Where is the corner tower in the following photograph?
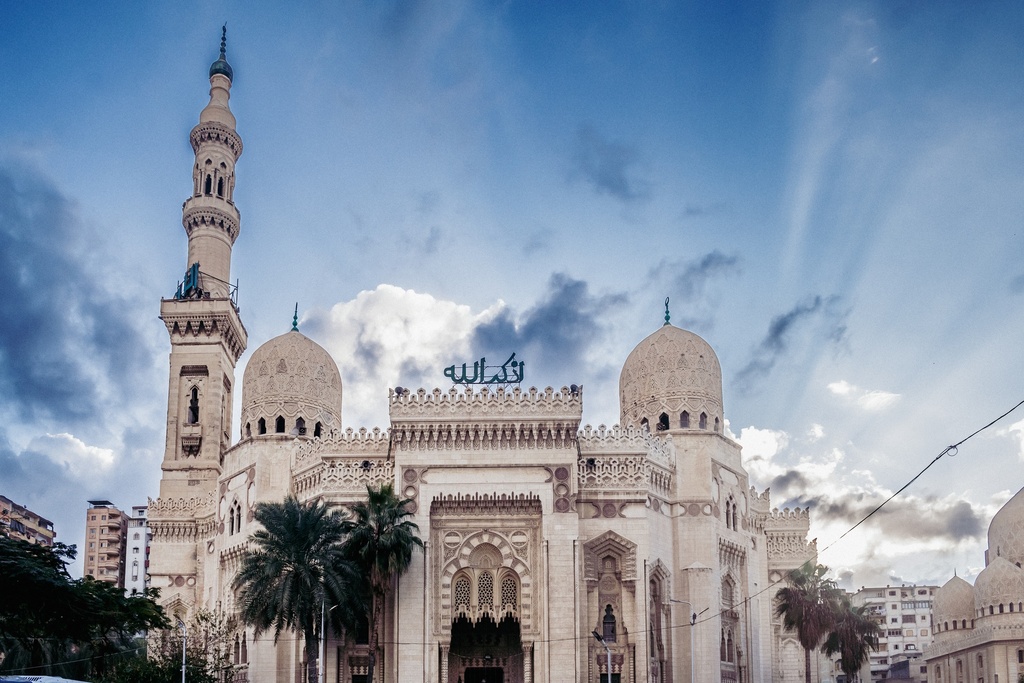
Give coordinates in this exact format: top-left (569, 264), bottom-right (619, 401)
top-left (157, 28), bottom-right (247, 494)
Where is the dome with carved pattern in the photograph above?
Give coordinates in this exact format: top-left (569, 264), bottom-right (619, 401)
top-left (240, 330), bottom-right (342, 439)
top-left (619, 324), bottom-right (723, 432)
top-left (932, 575), bottom-right (975, 633)
top-left (988, 487), bottom-right (1024, 568)
top-left (974, 557), bottom-right (1024, 615)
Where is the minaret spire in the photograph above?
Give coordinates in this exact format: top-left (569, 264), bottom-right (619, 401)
top-left (663, 297), bottom-right (671, 326)
top-left (292, 304), bottom-right (299, 331)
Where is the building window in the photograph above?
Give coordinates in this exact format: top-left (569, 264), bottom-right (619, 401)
top-left (296, 417), bottom-right (306, 435)
top-left (699, 412), bottom-right (707, 429)
top-left (680, 411), bottom-right (690, 428)
top-left (258, 418), bottom-right (266, 435)
top-left (602, 604), bottom-right (617, 642)
top-left (657, 413), bottom-right (669, 431)
top-left (275, 416), bottom-right (285, 433)
top-left (187, 386), bottom-right (200, 424)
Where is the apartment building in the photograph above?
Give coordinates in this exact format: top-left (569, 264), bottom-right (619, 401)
top-left (83, 500), bottom-right (127, 587)
top-left (852, 584), bottom-right (939, 683)
top-left (124, 505), bottom-right (151, 595)
top-left (0, 494), bottom-right (56, 546)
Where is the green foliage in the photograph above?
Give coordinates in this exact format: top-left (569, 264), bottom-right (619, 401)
top-left (98, 610), bottom-right (235, 683)
top-left (0, 535), bottom-right (168, 678)
top-left (775, 563), bottom-right (879, 683)
top-left (342, 483), bottom-right (423, 683)
top-left (232, 495), bottom-right (354, 683)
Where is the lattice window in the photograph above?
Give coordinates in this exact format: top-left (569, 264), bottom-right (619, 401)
top-left (501, 576), bottom-right (518, 610)
top-left (478, 572), bottom-right (494, 608)
top-left (454, 577), bottom-right (471, 609)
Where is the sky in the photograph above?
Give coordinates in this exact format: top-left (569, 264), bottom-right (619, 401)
top-left (1, 1), bottom-right (1023, 589)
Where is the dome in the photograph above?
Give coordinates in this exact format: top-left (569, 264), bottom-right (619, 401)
top-left (209, 57), bottom-right (233, 81)
top-left (988, 486), bottom-right (1024, 567)
top-left (240, 330), bottom-right (342, 439)
top-left (619, 324), bottom-right (723, 432)
top-left (974, 557), bottom-right (1024, 615)
top-left (932, 575), bottom-right (975, 631)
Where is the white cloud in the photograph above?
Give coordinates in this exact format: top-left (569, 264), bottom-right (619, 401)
top-left (807, 423), bottom-right (825, 441)
top-left (1004, 418), bottom-right (1024, 461)
top-left (828, 380), bottom-right (900, 411)
top-left (28, 432), bottom-right (116, 481)
top-left (306, 284), bottom-right (505, 427)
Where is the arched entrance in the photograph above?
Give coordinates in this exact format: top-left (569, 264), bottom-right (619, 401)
top-left (450, 615), bottom-right (522, 683)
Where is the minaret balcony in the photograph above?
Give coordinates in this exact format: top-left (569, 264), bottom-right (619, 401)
top-left (181, 423), bottom-right (203, 458)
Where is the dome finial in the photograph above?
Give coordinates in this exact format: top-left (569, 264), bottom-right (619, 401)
top-left (209, 24), bottom-right (234, 81)
top-left (292, 303), bottom-right (299, 331)
top-left (663, 297), bottom-right (671, 326)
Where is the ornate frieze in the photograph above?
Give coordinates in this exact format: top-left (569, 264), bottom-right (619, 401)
top-left (578, 455), bottom-right (647, 492)
top-left (389, 386), bottom-right (582, 423)
top-left (292, 456), bottom-right (393, 497)
top-left (190, 121), bottom-right (243, 158)
top-left (149, 492), bottom-right (216, 519)
top-left (583, 530), bottom-right (638, 585)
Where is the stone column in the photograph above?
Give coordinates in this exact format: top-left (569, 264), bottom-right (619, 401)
top-left (523, 642), bottom-right (533, 683)
top-left (440, 645), bottom-right (449, 683)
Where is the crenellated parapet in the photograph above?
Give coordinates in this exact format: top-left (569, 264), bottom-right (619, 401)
top-left (295, 427), bottom-right (390, 469)
top-left (293, 456), bottom-right (394, 498)
top-left (149, 492), bottom-right (216, 519)
top-left (389, 386), bottom-right (583, 422)
top-left (577, 454), bottom-right (648, 492)
top-left (430, 492), bottom-right (543, 517)
top-left (763, 507), bottom-right (815, 563)
top-left (160, 302), bottom-right (247, 362)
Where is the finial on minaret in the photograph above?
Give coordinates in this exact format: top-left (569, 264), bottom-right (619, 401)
top-left (292, 303), bottom-right (299, 332)
top-left (663, 297), bottom-right (671, 326)
top-left (209, 24), bottom-right (234, 81)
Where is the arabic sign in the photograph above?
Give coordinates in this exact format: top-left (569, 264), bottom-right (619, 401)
top-left (444, 353), bottom-right (524, 385)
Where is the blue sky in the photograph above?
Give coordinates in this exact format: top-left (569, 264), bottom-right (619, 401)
top-left (2, 1), bottom-right (1023, 588)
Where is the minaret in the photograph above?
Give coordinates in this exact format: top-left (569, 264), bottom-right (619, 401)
top-left (157, 27), bottom-right (247, 490)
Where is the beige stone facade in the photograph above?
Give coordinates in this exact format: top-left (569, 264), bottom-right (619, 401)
top-left (924, 488), bottom-right (1024, 683)
top-left (148, 41), bottom-right (820, 683)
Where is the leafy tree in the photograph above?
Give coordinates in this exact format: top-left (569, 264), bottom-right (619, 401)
top-left (823, 595), bottom-right (879, 683)
top-left (0, 535), bottom-right (168, 678)
top-left (774, 563), bottom-right (841, 683)
top-left (342, 483), bottom-right (423, 683)
top-left (98, 609), bottom-right (235, 683)
top-left (232, 495), bottom-right (353, 683)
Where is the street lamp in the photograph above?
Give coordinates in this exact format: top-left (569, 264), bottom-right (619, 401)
top-left (320, 602), bottom-right (338, 683)
top-left (176, 618), bottom-right (187, 683)
top-left (592, 630), bottom-right (612, 683)
top-left (669, 599), bottom-right (704, 683)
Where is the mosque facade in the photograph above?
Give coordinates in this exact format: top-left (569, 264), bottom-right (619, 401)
top-left (147, 39), bottom-right (820, 683)
top-left (925, 487), bottom-right (1024, 683)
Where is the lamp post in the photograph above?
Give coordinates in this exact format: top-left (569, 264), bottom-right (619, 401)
top-left (176, 618), bottom-right (187, 683)
top-left (320, 602), bottom-right (338, 683)
top-left (592, 630), bottom-right (612, 683)
top-left (669, 599), bottom-right (703, 683)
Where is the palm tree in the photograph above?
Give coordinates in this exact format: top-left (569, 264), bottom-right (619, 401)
top-left (343, 483), bottom-right (423, 683)
top-left (823, 596), bottom-right (878, 683)
top-left (774, 563), bottom-right (841, 683)
top-left (232, 495), bottom-right (353, 683)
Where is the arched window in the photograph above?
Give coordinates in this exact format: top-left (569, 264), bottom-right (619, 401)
top-left (275, 416), bottom-right (285, 433)
top-left (658, 413), bottom-right (670, 431)
top-left (131, 560), bottom-right (139, 581)
top-left (699, 412), bottom-right (708, 429)
top-left (680, 411), bottom-right (690, 428)
top-left (314, 422), bottom-right (322, 438)
top-left (240, 633), bottom-right (247, 663)
top-left (478, 572), bottom-right (494, 608)
top-left (1000, 604), bottom-right (1005, 613)
top-left (295, 417), bottom-right (306, 435)
top-left (720, 630), bottom-right (728, 661)
top-left (454, 577), bottom-right (471, 611)
top-left (229, 501), bottom-right (242, 535)
top-left (187, 387), bottom-right (200, 424)
top-left (204, 175), bottom-right (212, 195)
top-left (258, 418), bottom-right (266, 435)
top-left (727, 630), bottom-right (734, 662)
top-left (245, 423), bottom-right (251, 438)
top-left (500, 576), bottom-right (518, 612)
top-left (640, 417), bottom-right (649, 431)
top-left (233, 636), bottom-right (240, 664)
top-left (217, 177), bottom-right (224, 197)
top-left (602, 604), bottom-right (617, 642)
top-left (714, 417), bottom-right (720, 432)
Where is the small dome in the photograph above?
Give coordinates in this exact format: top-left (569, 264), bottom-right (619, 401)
top-left (241, 330), bottom-right (342, 438)
top-left (974, 557), bottom-right (1024, 615)
top-left (988, 486), bottom-right (1024, 567)
top-left (619, 324), bottom-right (723, 431)
top-left (210, 57), bottom-right (233, 81)
top-left (932, 575), bottom-right (975, 630)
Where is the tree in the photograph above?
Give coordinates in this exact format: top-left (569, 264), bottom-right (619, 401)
top-left (774, 563), bottom-right (841, 683)
top-left (232, 495), bottom-right (353, 683)
top-left (823, 595), bottom-right (879, 683)
top-left (342, 483), bottom-right (423, 683)
top-left (0, 535), bottom-right (168, 678)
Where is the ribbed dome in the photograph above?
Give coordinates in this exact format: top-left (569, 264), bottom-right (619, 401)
top-left (240, 330), bottom-right (342, 438)
top-left (933, 575), bottom-right (975, 629)
top-left (988, 487), bottom-right (1024, 567)
top-left (974, 557), bottom-right (1024, 614)
top-left (619, 324), bottom-right (723, 432)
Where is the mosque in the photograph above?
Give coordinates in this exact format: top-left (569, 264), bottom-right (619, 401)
top-left (925, 487), bottom-right (1024, 683)
top-left (147, 36), bottom-right (823, 683)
